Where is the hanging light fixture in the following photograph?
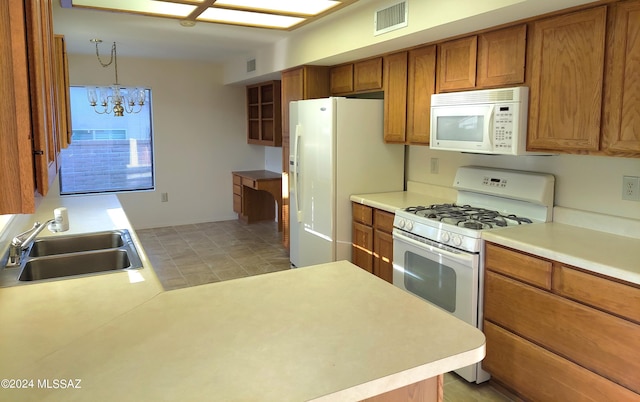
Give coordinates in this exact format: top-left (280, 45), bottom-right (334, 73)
top-left (86, 39), bottom-right (146, 117)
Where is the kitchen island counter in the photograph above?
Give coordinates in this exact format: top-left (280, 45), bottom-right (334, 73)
top-left (1, 261), bottom-right (485, 402)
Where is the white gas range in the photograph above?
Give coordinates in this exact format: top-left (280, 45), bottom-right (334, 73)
top-left (392, 166), bottom-right (555, 383)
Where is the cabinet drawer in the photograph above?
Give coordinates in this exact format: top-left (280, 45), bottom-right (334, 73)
top-left (373, 209), bottom-right (394, 233)
top-left (483, 321), bottom-right (639, 401)
top-left (233, 175), bottom-right (241, 185)
top-left (352, 203), bottom-right (373, 226)
top-left (485, 271), bottom-right (640, 394)
top-left (553, 264), bottom-right (640, 324)
top-left (241, 177), bottom-right (256, 189)
top-left (233, 184), bottom-right (242, 196)
top-left (485, 243), bottom-right (552, 289)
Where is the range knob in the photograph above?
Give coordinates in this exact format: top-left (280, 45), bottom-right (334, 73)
top-left (406, 221), bottom-right (414, 231)
top-left (440, 232), bottom-right (450, 243)
top-left (452, 235), bottom-right (463, 247)
top-left (397, 219), bottom-right (405, 229)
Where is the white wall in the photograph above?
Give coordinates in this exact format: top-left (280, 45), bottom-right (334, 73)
top-left (224, 0), bottom-right (595, 85)
top-left (407, 147), bottom-right (640, 220)
top-left (68, 55), bottom-right (268, 229)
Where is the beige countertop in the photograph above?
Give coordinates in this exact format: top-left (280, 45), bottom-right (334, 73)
top-left (482, 222), bottom-right (640, 285)
top-left (350, 191), bottom-right (453, 214)
top-left (1, 261), bottom-right (485, 402)
top-left (351, 191), bottom-right (640, 285)
top-left (0, 194), bottom-right (485, 401)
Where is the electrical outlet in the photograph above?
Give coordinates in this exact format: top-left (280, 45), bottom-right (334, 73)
top-left (161, 192), bottom-right (169, 202)
top-left (622, 176), bottom-right (640, 201)
top-left (430, 158), bottom-right (439, 174)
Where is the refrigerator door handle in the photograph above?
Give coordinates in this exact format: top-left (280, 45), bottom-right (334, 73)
top-left (293, 124), bottom-right (303, 223)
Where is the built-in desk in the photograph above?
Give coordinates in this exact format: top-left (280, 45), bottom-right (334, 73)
top-left (232, 170), bottom-right (282, 231)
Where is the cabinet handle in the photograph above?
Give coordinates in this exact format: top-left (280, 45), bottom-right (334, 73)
top-left (33, 150), bottom-right (44, 156)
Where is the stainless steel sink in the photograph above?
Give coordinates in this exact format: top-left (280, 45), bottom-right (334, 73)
top-left (28, 230), bottom-right (125, 257)
top-left (19, 249), bottom-right (135, 281)
top-left (14, 229), bottom-right (143, 283)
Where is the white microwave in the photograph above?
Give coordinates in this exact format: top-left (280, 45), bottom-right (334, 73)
top-left (430, 86), bottom-right (531, 155)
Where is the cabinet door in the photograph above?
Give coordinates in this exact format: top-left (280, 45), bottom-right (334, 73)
top-left (373, 229), bottom-right (393, 283)
top-left (352, 221), bottom-right (374, 273)
top-left (602, 0), bottom-right (640, 154)
top-left (54, 35), bottom-right (71, 150)
top-left (0, 0), bottom-right (36, 214)
top-left (354, 57), bottom-right (383, 92)
top-left (437, 36), bottom-right (477, 92)
top-left (330, 64), bottom-right (354, 94)
top-left (373, 209), bottom-right (394, 283)
top-left (406, 45), bottom-right (436, 145)
top-left (527, 7), bottom-right (606, 151)
top-left (26, 0), bottom-right (59, 197)
top-left (476, 24), bottom-right (526, 88)
top-left (383, 51), bottom-right (408, 143)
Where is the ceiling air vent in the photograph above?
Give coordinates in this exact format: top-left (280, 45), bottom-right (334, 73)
top-left (246, 58), bottom-right (256, 73)
top-left (374, 1), bottom-right (408, 36)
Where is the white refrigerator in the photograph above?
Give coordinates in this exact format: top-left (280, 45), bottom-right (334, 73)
top-left (289, 97), bottom-right (405, 268)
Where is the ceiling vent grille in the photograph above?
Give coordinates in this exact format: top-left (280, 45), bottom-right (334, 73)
top-left (374, 1), bottom-right (408, 36)
top-left (246, 59), bottom-right (256, 73)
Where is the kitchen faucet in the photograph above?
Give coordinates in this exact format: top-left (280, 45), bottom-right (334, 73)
top-left (5, 208), bottom-right (69, 267)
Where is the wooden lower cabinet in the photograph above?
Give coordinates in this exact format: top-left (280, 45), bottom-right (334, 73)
top-left (483, 243), bottom-right (640, 400)
top-left (363, 375), bottom-right (442, 402)
top-left (483, 322), bottom-right (638, 401)
top-left (352, 220), bottom-right (374, 273)
top-left (352, 202), bottom-right (395, 283)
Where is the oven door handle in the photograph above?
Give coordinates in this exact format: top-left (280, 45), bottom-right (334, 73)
top-left (393, 229), bottom-right (475, 264)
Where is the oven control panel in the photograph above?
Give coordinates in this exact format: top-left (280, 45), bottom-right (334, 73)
top-left (483, 176), bottom-right (507, 188)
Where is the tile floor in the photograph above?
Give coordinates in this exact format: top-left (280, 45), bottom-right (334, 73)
top-left (136, 220), bottom-right (290, 290)
top-left (138, 219), bottom-right (513, 401)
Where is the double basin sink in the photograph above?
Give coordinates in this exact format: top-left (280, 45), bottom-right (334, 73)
top-left (16, 229), bottom-right (143, 283)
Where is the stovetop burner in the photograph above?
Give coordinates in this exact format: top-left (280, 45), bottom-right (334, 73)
top-left (405, 203), bottom-right (533, 230)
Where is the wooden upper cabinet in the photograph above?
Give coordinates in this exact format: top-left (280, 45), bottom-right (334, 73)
top-left (383, 51), bottom-right (408, 143)
top-left (407, 45), bottom-right (436, 145)
top-left (0, 0), bottom-right (36, 214)
top-left (331, 58), bottom-right (383, 95)
top-left (527, 7), bottom-right (607, 152)
top-left (354, 57), bottom-right (383, 92)
top-left (54, 34), bottom-right (71, 150)
top-left (477, 24), bottom-right (526, 88)
top-left (602, 0), bottom-right (640, 155)
top-left (330, 64), bottom-right (354, 94)
top-left (27, 0), bottom-right (59, 197)
top-left (437, 36), bottom-right (477, 92)
top-left (246, 80), bottom-right (282, 146)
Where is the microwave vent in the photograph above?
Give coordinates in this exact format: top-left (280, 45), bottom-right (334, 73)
top-left (431, 87), bottom-right (528, 106)
top-left (374, 1), bottom-right (407, 36)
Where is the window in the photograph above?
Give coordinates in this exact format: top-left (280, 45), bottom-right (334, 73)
top-left (59, 86), bottom-right (155, 195)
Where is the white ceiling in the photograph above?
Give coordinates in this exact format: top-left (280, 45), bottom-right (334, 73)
top-left (52, 0), bottom-right (298, 63)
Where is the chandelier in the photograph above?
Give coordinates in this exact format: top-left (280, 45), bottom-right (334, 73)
top-left (87, 39), bottom-right (146, 117)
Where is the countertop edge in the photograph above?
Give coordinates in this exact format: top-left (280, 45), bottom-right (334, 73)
top-left (482, 225), bottom-right (640, 285)
top-left (312, 345), bottom-right (486, 401)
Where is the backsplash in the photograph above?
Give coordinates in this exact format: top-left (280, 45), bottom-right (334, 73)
top-left (407, 147), bottom-right (640, 221)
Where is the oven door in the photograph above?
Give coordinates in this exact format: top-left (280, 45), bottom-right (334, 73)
top-left (392, 229), bottom-right (488, 383)
top-left (392, 229), bottom-right (479, 328)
